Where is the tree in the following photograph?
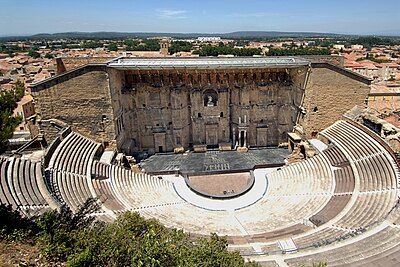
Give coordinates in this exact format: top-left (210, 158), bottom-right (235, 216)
top-left (28, 49), bottom-right (40, 58)
top-left (13, 80), bottom-right (25, 99)
top-left (169, 41), bottom-right (192, 54)
top-left (108, 43), bottom-right (118, 51)
top-left (124, 38), bottom-right (161, 51)
top-left (0, 81), bottom-right (25, 152)
top-left (36, 198), bottom-right (101, 261)
top-left (0, 203), bottom-right (36, 241)
top-left (66, 212), bottom-right (259, 267)
top-left (195, 44), bottom-right (262, 57)
top-left (0, 197), bottom-right (260, 266)
top-left (80, 41), bottom-right (103, 49)
top-left (0, 43), bottom-right (27, 57)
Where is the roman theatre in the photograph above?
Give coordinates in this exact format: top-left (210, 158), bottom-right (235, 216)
top-left (2, 56), bottom-right (400, 266)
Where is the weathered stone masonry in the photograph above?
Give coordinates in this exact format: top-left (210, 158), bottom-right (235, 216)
top-left (30, 57), bottom-right (371, 154)
top-left (298, 62), bottom-right (371, 138)
top-left (31, 64), bottom-right (116, 144)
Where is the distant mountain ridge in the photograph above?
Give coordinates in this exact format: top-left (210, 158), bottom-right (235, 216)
top-left (1, 30), bottom-right (399, 41)
top-left (1, 31), bottom-right (349, 41)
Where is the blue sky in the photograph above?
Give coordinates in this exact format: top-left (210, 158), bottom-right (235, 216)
top-left (1, 0), bottom-right (399, 36)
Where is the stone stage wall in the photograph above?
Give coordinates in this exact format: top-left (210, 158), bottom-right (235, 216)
top-left (108, 66), bottom-right (307, 154)
top-left (30, 57), bottom-right (371, 154)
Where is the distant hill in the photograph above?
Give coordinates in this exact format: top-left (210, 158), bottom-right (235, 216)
top-left (1, 31), bottom-right (399, 41)
top-left (222, 31), bottom-right (345, 38)
top-left (1, 31), bottom-right (348, 41)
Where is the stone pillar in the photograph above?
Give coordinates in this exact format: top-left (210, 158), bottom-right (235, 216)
top-left (237, 129), bottom-right (248, 153)
top-left (244, 130), bottom-right (247, 147)
top-left (232, 126), bottom-right (236, 146)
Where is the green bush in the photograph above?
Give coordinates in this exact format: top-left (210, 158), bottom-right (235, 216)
top-left (0, 204), bottom-right (36, 241)
top-left (0, 81), bottom-right (25, 152)
top-left (28, 49), bottom-right (40, 58)
top-left (1, 198), bottom-right (259, 266)
top-left (65, 212), bottom-right (258, 267)
top-left (169, 41), bottom-right (192, 54)
top-left (125, 38), bottom-right (160, 51)
top-left (36, 198), bottom-right (100, 261)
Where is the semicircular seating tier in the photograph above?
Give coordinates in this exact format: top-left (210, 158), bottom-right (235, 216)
top-left (1, 119), bottom-right (400, 267)
top-left (277, 120), bottom-right (400, 266)
top-left (0, 156), bottom-right (57, 216)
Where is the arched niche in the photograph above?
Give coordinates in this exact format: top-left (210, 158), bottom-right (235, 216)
top-left (203, 89), bottom-right (218, 107)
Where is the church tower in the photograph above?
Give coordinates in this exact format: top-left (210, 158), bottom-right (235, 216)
top-left (159, 39), bottom-right (170, 56)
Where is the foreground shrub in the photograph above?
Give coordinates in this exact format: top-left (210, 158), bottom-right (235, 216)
top-left (1, 199), bottom-right (259, 266)
top-left (0, 204), bottom-right (36, 241)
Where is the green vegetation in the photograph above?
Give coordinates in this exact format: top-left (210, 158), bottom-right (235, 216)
top-left (125, 38), bottom-right (160, 51)
top-left (0, 203), bottom-right (36, 241)
top-left (80, 41), bottom-right (103, 49)
top-left (44, 53), bottom-right (54, 59)
top-left (308, 39), bottom-right (334, 47)
top-left (0, 43), bottom-right (27, 57)
top-left (267, 47), bottom-right (331, 56)
top-left (108, 43), bottom-right (119, 51)
top-left (234, 40), bottom-right (250, 47)
top-left (0, 199), bottom-right (259, 266)
top-left (193, 44), bottom-right (262, 56)
top-left (28, 48), bottom-right (40, 58)
top-left (356, 53), bottom-right (392, 63)
top-left (350, 36), bottom-right (400, 48)
top-left (0, 80), bottom-right (25, 152)
top-left (124, 39), bottom-right (140, 47)
top-left (169, 40), bottom-right (192, 54)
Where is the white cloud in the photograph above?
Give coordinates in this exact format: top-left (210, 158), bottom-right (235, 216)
top-left (232, 12), bottom-right (281, 18)
top-left (156, 9), bottom-right (188, 19)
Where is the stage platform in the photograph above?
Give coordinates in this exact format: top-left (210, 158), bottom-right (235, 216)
top-left (140, 148), bottom-right (289, 175)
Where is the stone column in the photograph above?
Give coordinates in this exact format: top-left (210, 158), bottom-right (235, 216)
top-left (244, 130), bottom-right (247, 147)
top-left (232, 127), bottom-right (236, 146)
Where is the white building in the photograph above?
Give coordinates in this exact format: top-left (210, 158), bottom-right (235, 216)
top-left (197, 37), bottom-right (221, 42)
top-left (333, 44), bottom-right (345, 50)
top-left (351, 44), bottom-right (364, 50)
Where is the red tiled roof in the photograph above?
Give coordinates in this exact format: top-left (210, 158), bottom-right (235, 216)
top-left (344, 60), bottom-right (363, 68)
top-left (384, 115), bottom-right (400, 128)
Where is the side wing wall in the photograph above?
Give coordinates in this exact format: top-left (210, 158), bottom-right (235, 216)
top-left (31, 65), bottom-right (116, 144)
